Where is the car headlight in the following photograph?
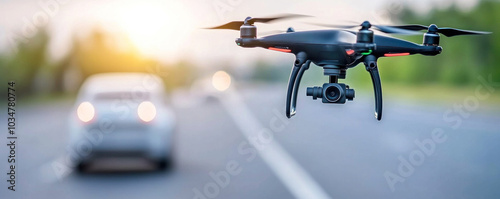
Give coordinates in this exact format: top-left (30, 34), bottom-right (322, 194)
top-left (138, 101), bottom-right (156, 122)
top-left (77, 102), bottom-right (95, 123)
top-left (212, 70), bottom-right (231, 91)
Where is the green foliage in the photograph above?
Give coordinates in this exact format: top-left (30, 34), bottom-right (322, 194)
top-left (382, 0), bottom-right (499, 86)
top-left (0, 29), bottom-right (50, 96)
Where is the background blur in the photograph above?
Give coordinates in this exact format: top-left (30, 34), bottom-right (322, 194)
top-left (1, 0), bottom-right (500, 199)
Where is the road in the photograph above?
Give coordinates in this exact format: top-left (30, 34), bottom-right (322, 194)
top-left (1, 84), bottom-right (500, 199)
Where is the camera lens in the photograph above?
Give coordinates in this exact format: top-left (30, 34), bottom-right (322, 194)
top-left (324, 84), bottom-right (343, 102)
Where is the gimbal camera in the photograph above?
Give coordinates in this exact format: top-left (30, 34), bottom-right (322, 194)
top-left (207, 15), bottom-right (490, 120)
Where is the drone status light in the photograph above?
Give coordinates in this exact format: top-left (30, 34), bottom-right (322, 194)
top-left (345, 49), bottom-right (355, 55)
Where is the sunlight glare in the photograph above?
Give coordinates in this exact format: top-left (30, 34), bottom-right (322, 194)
top-left (115, 1), bottom-right (193, 57)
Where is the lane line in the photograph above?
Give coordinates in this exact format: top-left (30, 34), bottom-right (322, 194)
top-left (218, 88), bottom-right (332, 199)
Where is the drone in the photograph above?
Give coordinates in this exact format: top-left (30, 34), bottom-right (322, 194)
top-left (207, 14), bottom-right (490, 120)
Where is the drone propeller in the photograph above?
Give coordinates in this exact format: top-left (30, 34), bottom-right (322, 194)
top-left (307, 23), bottom-right (359, 30)
top-left (205, 14), bottom-right (309, 30)
top-left (382, 24), bottom-right (491, 37)
top-left (311, 22), bottom-right (491, 37)
top-left (309, 22), bottom-right (420, 35)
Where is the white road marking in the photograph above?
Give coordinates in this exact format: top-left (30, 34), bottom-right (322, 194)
top-left (218, 87), bottom-right (332, 199)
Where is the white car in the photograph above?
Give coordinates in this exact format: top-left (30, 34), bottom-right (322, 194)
top-left (68, 73), bottom-right (176, 171)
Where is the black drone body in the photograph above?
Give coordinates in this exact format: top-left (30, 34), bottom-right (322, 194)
top-left (208, 15), bottom-right (490, 120)
top-left (237, 29), bottom-right (441, 65)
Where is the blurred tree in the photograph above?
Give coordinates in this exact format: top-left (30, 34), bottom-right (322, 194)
top-left (0, 29), bottom-right (49, 96)
top-left (159, 60), bottom-right (196, 91)
top-left (72, 29), bottom-right (150, 78)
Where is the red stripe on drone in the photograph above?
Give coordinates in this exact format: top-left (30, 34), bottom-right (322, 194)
top-left (384, 52), bottom-right (410, 57)
top-left (268, 47), bottom-right (292, 53)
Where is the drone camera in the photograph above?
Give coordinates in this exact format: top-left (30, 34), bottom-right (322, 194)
top-left (306, 83), bottom-right (355, 104)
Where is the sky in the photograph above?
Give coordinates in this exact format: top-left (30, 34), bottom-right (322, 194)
top-left (0, 0), bottom-right (482, 68)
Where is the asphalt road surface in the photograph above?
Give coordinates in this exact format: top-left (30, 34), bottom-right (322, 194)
top-left (2, 85), bottom-right (500, 199)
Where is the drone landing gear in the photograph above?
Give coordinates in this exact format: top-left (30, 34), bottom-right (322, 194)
top-left (364, 55), bottom-right (383, 120)
top-left (285, 54), bottom-right (383, 121)
top-left (286, 52), bottom-right (310, 118)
